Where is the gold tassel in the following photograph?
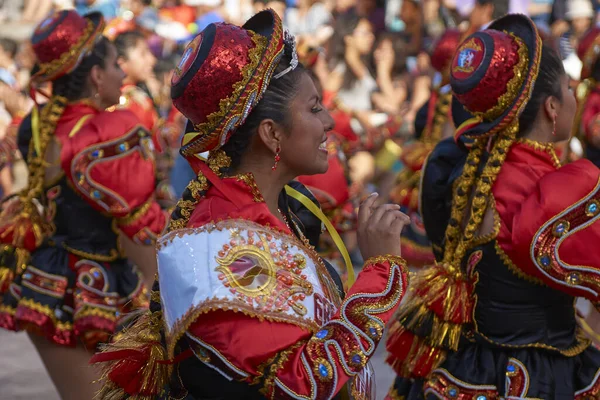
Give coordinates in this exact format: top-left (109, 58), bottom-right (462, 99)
top-left (94, 310), bottom-right (170, 400)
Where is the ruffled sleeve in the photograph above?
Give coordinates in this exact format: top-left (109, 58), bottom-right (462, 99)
top-left (505, 159), bottom-right (600, 300)
top-left (63, 110), bottom-right (167, 244)
top-left (157, 220), bottom-right (408, 399)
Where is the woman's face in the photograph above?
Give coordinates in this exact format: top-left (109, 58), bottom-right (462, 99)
top-left (96, 43), bottom-right (125, 108)
top-left (119, 38), bottom-right (156, 84)
top-left (554, 75), bottom-right (576, 142)
top-left (280, 72), bottom-right (335, 177)
top-left (352, 19), bottom-right (375, 55)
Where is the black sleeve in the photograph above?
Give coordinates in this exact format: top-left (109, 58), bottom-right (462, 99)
top-left (17, 111), bottom-right (33, 162)
top-left (420, 137), bottom-right (467, 261)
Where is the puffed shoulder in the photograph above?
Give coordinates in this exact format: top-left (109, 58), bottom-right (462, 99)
top-left (63, 109), bottom-right (157, 218)
top-left (509, 159), bottom-right (600, 299)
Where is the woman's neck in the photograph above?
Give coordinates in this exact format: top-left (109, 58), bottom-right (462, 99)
top-left (123, 76), bottom-right (138, 86)
top-left (522, 123), bottom-right (553, 144)
top-left (234, 162), bottom-right (293, 223)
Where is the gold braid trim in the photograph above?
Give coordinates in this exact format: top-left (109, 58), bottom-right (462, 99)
top-left (364, 255), bottom-right (407, 269)
top-left (422, 91), bottom-right (452, 145)
top-left (63, 243), bottom-right (119, 262)
top-left (495, 242), bottom-right (545, 285)
top-left (116, 197), bottom-right (155, 226)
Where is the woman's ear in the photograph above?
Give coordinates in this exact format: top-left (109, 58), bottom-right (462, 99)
top-left (256, 119), bottom-right (284, 154)
top-left (89, 64), bottom-right (103, 94)
top-left (543, 95), bottom-right (559, 122)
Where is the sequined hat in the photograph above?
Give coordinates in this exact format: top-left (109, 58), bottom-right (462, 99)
top-left (577, 27), bottom-right (600, 81)
top-left (31, 10), bottom-right (105, 83)
top-left (450, 14), bottom-right (542, 141)
top-left (430, 29), bottom-right (462, 74)
top-left (172, 9), bottom-right (287, 157)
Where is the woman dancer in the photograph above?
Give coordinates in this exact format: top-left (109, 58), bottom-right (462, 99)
top-left (94, 10), bottom-right (410, 400)
top-left (386, 14), bottom-right (600, 399)
top-left (0, 10), bottom-right (166, 399)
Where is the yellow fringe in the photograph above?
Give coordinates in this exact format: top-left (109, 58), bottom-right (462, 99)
top-left (95, 310), bottom-right (169, 400)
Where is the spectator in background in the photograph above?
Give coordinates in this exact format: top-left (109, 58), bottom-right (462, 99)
top-left (399, 0), bottom-right (424, 56)
top-left (356, 0), bottom-right (386, 33)
top-left (286, 0), bottom-right (333, 44)
top-left (371, 32), bottom-right (408, 115)
top-left (254, 0), bottom-right (287, 20)
top-left (556, 0), bottom-right (594, 64)
top-left (462, 0), bottom-right (508, 37)
top-left (186, 0), bottom-right (225, 31)
top-left (75, 0), bottom-right (119, 19)
top-left (0, 38), bottom-right (18, 88)
top-left (328, 13), bottom-right (377, 111)
top-left (21, 0), bottom-right (53, 23)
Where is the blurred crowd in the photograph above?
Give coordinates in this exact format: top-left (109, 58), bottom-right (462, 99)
top-left (0, 0), bottom-right (600, 268)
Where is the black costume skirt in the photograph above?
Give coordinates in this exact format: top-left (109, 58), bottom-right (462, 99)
top-left (387, 340), bottom-right (600, 399)
top-left (0, 237), bottom-right (147, 349)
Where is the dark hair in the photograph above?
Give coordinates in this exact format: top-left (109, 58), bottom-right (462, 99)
top-left (114, 30), bottom-right (145, 60)
top-left (220, 47), bottom-right (306, 173)
top-left (52, 36), bottom-right (111, 101)
top-left (518, 44), bottom-right (565, 136)
top-left (591, 55), bottom-right (600, 82)
top-left (328, 13), bottom-right (374, 90)
top-left (0, 38), bottom-right (18, 59)
top-left (372, 32), bottom-right (407, 77)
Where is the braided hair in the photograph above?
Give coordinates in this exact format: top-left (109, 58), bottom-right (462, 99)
top-left (443, 44), bottom-right (565, 269)
top-left (13, 37), bottom-right (111, 250)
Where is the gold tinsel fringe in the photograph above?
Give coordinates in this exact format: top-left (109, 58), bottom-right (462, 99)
top-left (95, 310), bottom-right (170, 400)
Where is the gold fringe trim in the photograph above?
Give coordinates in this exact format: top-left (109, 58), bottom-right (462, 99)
top-left (495, 242), bottom-right (544, 285)
top-left (95, 310), bottom-right (169, 400)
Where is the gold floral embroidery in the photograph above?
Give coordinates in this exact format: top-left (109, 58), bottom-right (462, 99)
top-left (236, 173), bottom-right (264, 202)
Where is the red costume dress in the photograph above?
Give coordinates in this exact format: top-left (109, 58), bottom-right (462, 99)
top-left (93, 10), bottom-right (409, 400)
top-left (0, 10), bottom-right (167, 348)
top-left (386, 16), bottom-right (600, 399)
top-left (118, 83), bottom-right (179, 207)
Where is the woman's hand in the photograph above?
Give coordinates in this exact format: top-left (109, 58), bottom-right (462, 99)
top-left (357, 193), bottom-right (410, 260)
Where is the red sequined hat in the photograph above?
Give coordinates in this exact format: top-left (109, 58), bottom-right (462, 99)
top-left (450, 14), bottom-right (542, 141)
top-left (430, 29), bottom-right (461, 74)
top-left (31, 10), bottom-right (105, 83)
top-left (172, 9), bottom-right (285, 156)
top-left (577, 27), bottom-right (600, 81)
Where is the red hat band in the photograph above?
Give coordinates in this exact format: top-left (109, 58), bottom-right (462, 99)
top-left (172, 10), bottom-right (285, 156)
top-left (31, 10), bottom-right (104, 83)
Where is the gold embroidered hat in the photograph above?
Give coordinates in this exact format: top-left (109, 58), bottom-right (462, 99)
top-left (31, 10), bottom-right (105, 83)
top-left (450, 14), bottom-right (542, 142)
top-left (171, 10), bottom-right (287, 157)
